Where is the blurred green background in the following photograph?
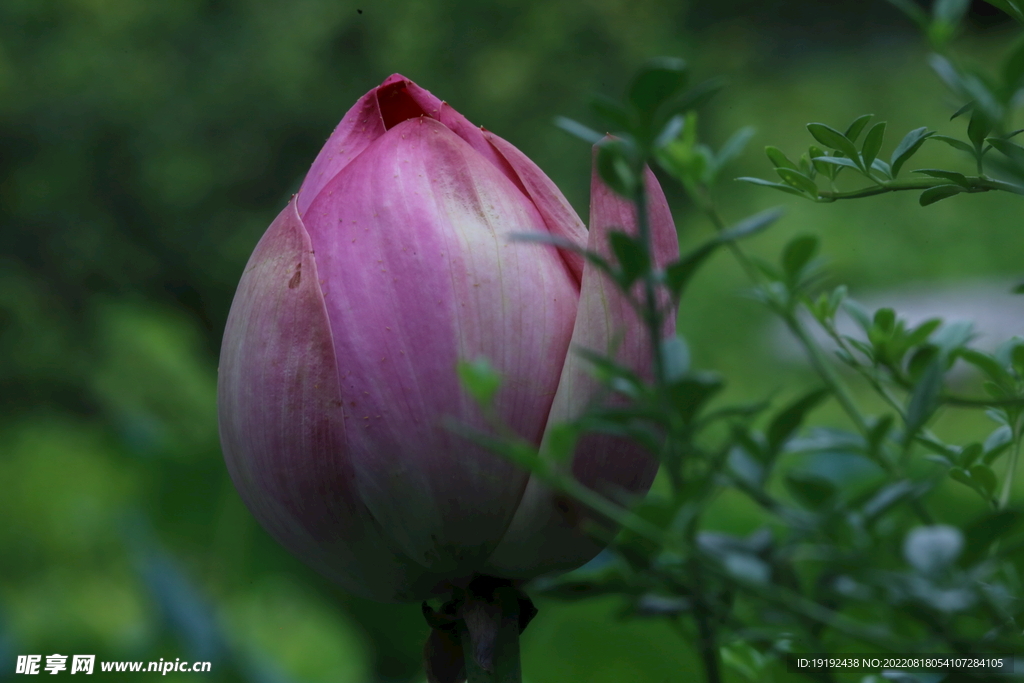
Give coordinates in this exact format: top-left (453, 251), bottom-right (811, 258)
top-left (1, 0), bottom-right (1021, 681)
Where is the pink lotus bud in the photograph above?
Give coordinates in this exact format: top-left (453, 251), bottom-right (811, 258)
top-left (217, 74), bottom-right (678, 603)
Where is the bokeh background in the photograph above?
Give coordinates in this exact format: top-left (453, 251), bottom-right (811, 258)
top-left (1, 0), bottom-right (1021, 681)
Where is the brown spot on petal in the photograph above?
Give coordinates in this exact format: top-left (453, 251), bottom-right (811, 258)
top-left (288, 263), bottom-right (302, 289)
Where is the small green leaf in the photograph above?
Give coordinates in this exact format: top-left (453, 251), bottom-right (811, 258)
top-left (968, 110), bottom-right (993, 150)
top-left (774, 168), bottom-right (818, 196)
top-left (905, 358), bottom-right (944, 435)
top-left (920, 184), bottom-right (965, 206)
top-left (890, 127), bottom-right (933, 177)
top-left (958, 348), bottom-right (1011, 385)
top-left (781, 235), bottom-right (819, 277)
top-left (983, 425), bottom-right (1014, 465)
top-left (861, 121), bottom-right (887, 168)
top-left (720, 207), bottom-right (786, 241)
top-left (785, 471), bottom-right (838, 510)
top-left (933, 0), bottom-right (971, 25)
top-left (766, 387), bottom-right (829, 454)
top-left (589, 95), bottom-right (633, 132)
top-left (628, 57), bottom-right (689, 117)
top-left (811, 156), bottom-right (861, 171)
top-left (663, 208), bottom-right (782, 299)
top-left (969, 463), bottom-right (998, 498)
top-left (958, 443), bottom-right (983, 468)
top-left (807, 123), bottom-right (861, 161)
top-left (736, 176), bottom-right (808, 198)
top-left (931, 134), bottom-right (975, 153)
top-left (871, 157), bottom-right (894, 179)
top-left (1003, 36), bottom-right (1024, 94)
top-left (555, 116), bottom-right (603, 144)
top-left (960, 509), bottom-right (1024, 566)
top-left (873, 307), bottom-right (896, 335)
top-left (660, 336), bottom-right (690, 382)
top-left (982, 0), bottom-right (1024, 24)
top-left (765, 146), bottom-right (797, 170)
top-left (608, 231), bottom-right (650, 288)
top-left (457, 358), bottom-right (502, 407)
top-left (540, 422), bottom-right (580, 463)
top-left (596, 140), bottom-right (639, 197)
top-left (987, 136), bottom-right (1024, 164)
top-left (844, 114), bottom-right (875, 143)
top-left (950, 101), bottom-right (974, 120)
top-left (913, 168), bottom-right (971, 188)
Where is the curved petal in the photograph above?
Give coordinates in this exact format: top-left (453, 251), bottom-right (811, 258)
top-left (297, 74), bottom-right (446, 216)
top-left (297, 89), bottom-right (388, 217)
top-left (483, 161), bottom-right (678, 578)
top-left (484, 132), bottom-right (588, 284)
top-left (218, 199), bottom-right (447, 602)
top-left (301, 116), bottom-right (580, 580)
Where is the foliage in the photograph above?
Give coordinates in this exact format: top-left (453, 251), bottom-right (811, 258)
top-left (460, 2), bottom-right (1024, 681)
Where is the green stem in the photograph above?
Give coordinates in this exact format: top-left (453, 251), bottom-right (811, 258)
top-left (814, 175), bottom-right (1024, 202)
top-left (633, 182), bottom-right (665, 387)
top-left (999, 417), bottom-right (1022, 508)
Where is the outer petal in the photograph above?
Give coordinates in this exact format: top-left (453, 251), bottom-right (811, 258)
top-left (301, 116), bottom-right (580, 584)
top-left (484, 132), bottom-right (588, 284)
top-left (297, 74), bottom-right (446, 216)
top-left (483, 162), bottom-right (678, 578)
top-left (217, 199), bottom-right (445, 602)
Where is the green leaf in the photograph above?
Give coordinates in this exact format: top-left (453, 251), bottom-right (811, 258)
top-left (765, 145), bottom-right (797, 170)
top-left (886, 0), bottom-right (931, 27)
top-left (774, 168), bottom-right (818, 196)
top-left (871, 157), bottom-right (894, 179)
top-left (659, 336), bottom-right (690, 381)
top-left (950, 100), bottom-right (974, 120)
top-left (905, 358), bottom-right (944, 436)
top-left (931, 134), bottom-right (975, 154)
top-left (785, 471), bottom-right (838, 510)
top-left (958, 443), bottom-right (984, 468)
top-left (767, 388), bottom-right (829, 454)
top-left (905, 318), bottom-right (942, 347)
top-left (540, 422), bottom-right (580, 463)
top-left (987, 136), bottom-right (1024, 164)
top-left (919, 184), bottom-right (965, 206)
top-left (983, 425), bottom-right (1014, 465)
top-left (811, 156), bottom-right (861, 171)
top-left (807, 123), bottom-right (861, 162)
top-left (933, 0), bottom-right (971, 24)
top-left (981, 0), bottom-right (1024, 24)
top-left (861, 121), bottom-right (886, 168)
top-left (960, 509), bottom-right (1024, 566)
top-left (735, 176), bottom-right (808, 198)
top-left (720, 207), bottom-right (786, 241)
top-left (457, 358), bottom-right (502, 407)
top-left (913, 168), bottom-right (971, 188)
top-left (590, 95), bottom-right (633, 132)
top-left (554, 116), bottom-right (603, 144)
top-left (596, 140), bottom-right (639, 197)
top-left (890, 127), bottom-right (933, 177)
top-left (873, 307), bottom-right (896, 335)
top-left (958, 348), bottom-right (1011, 385)
top-left (969, 463), bottom-right (998, 498)
top-left (711, 127), bottom-right (755, 176)
top-left (628, 57), bottom-right (689, 117)
top-left (781, 235), bottom-right (819, 277)
top-left (968, 109), bottom-right (993, 150)
top-left (844, 114), bottom-right (875, 143)
top-left (608, 231), bottom-right (650, 288)
top-left (1003, 36), bottom-right (1024, 92)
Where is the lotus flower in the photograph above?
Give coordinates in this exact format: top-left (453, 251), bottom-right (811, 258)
top-left (217, 74), bottom-right (678, 603)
